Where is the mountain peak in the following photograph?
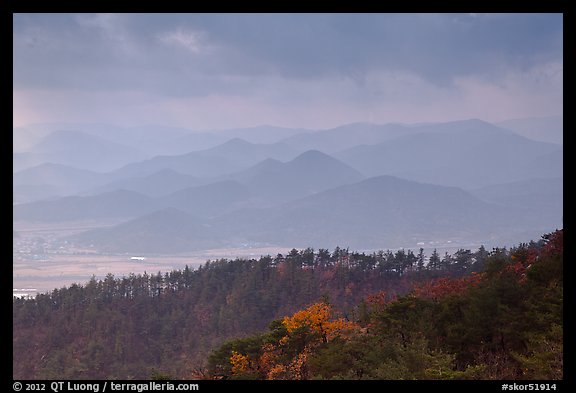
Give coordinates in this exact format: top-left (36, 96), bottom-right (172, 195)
top-left (291, 149), bottom-right (334, 162)
top-left (217, 137), bottom-right (253, 148)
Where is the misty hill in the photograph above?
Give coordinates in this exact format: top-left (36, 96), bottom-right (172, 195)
top-left (13, 184), bottom-right (61, 205)
top-left (12, 152), bottom-right (360, 222)
top-left (87, 169), bottom-right (202, 198)
top-left (233, 150), bottom-right (365, 202)
top-left (470, 177), bottom-right (563, 225)
top-left (110, 138), bottom-right (300, 180)
top-left (512, 148), bottom-right (563, 179)
top-left (14, 130), bottom-right (149, 172)
top-left (231, 158), bottom-right (284, 183)
top-left (13, 163), bottom-right (107, 203)
top-left (280, 122), bottom-right (417, 153)
top-left (497, 115), bottom-right (563, 145)
top-left (335, 119), bottom-right (561, 189)
top-left (99, 124), bottom-right (310, 155)
top-left (247, 175), bottom-right (522, 249)
top-left (161, 180), bottom-right (256, 218)
top-left (70, 207), bottom-right (218, 253)
top-left (112, 125), bottom-right (221, 156)
top-left (218, 125), bottom-right (312, 144)
top-left (67, 174), bottom-right (553, 253)
top-left (203, 138), bottom-right (299, 167)
top-left (13, 125), bottom-right (53, 153)
top-left (13, 189), bottom-right (158, 222)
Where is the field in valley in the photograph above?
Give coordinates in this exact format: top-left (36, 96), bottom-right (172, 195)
top-left (13, 220), bottom-right (292, 296)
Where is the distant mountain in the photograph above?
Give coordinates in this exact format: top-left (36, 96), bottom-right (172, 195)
top-left (109, 150), bottom-right (236, 180)
top-left (87, 169), bottom-right (201, 197)
top-left (149, 131), bottom-right (228, 156)
top-left (203, 138), bottom-right (299, 168)
top-left (70, 207), bottom-right (218, 253)
top-left (13, 189), bottom-right (158, 222)
top-left (218, 125), bottom-right (312, 144)
top-left (514, 148), bottom-right (563, 179)
top-left (110, 138), bottom-right (301, 180)
top-left (13, 126), bottom-right (52, 153)
top-left (230, 158), bottom-right (284, 184)
top-left (13, 163), bottom-right (110, 203)
top-left (14, 150), bottom-right (362, 222)
top-left (79, 124), bottom-right (311, 154)
top-left (13, 184), bottom-right (61, 205)
top-left (161, 180), bottom-right (256, 218)
top-left (470, 177), bottom-right (563, 226)
top-left (335, 119), bottom-right (561, 189)
top-left (15, 119), bottom-right (562, 255)
top-left (497, 115), bottom-right (563, 145)
top-left (14, 130), bottom-right (149, 172)
top-left (280, 122), bottom-right (417, 153)
top-left (69, 175), bottom-right (555, 253)
top-left (247, 175), bottom-right (526, 249)
top-left (233, 150), bottom-right (365, 202)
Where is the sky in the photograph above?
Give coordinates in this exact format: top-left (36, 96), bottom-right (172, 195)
top-left (13, 13), bottom-right (563, 130)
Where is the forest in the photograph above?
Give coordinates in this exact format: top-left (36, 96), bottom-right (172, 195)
top-left (13, 230), bottom-right (562, 380)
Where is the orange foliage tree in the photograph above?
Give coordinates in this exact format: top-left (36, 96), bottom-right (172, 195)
top-left (228, 301), bottom-right (359, 379)
top-left (282, 301), bottom-right (357, 343)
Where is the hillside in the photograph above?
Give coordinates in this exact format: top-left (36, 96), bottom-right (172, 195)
top-left (13, 189), bottom-right (158, 222)
top-left (88, 168), bottom-right (201, 197)
top-left (496, 115), bottom-right (563, 145)
top-left (236, 150), bottom-right (365, 202)
top-left (14, 130), bottom-right (149, 172)
top-left (70, 207), bottom-right (217, 254)
top-left (13, 230), bottom-right (563, 380)
top-left (110, 138), bottom-right (300, 180)
top-left (223, 175), bottom-right (549, 250)
top-left (335, 119), bottom-right (561, 189)
top-left (161, 180), bottom-right (256, 218)
top-left (65, 174), bottom-right (559, 253)
top-left (470, 177), bottom-right (563, 225)
top-left (207, 230), bottom-right (562, 380)
top-left (13, 163), bottom-right (108, 203)
top-left (280, 122), bottom-right (417, 153)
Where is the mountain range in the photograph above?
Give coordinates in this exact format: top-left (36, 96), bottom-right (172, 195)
top-left (13, 117), bottom-right (562, 253)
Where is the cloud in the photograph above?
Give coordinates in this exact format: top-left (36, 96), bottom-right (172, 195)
top-left (13, 13), bottom-right (563, 129)
top-left (158, 28), bottom-right (207, 54)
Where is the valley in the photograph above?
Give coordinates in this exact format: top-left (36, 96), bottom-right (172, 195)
top-left (13, 220), bottom-right (293, 295)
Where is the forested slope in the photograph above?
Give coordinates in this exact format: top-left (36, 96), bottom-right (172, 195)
top-left (13, 231), bottom-right (562, 380)
top-left (208, 230), bottom-right (563, 380)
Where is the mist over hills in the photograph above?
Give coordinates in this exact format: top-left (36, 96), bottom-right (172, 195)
top-left (496, 115), bottom-right (563, 145)
top-left (67, 174), bottom-right (557, 253)
top-left (87, 169), bottom-right (201, 198)
top-left (108, 138), bottom-right (300, 180)
top-left (230, 150), bottom-right (365, 203)
top-left (335, 119), bottom-right (561, 189)
top-left (13, 151), bottom-right (365, 222)
top-left (13, 189), bottom-right (158, 222)
top-left (13, 117), bottom-right (562, 253)
top-left (279, 122), bottom-right (417, 153)
top-left (72, 207), bottom-right (217, 253)
top-left (214, 175), bottom-right (548, 250)
top-left (160, 180), bottom-right (256, 219)
top-left (470, 177), bottom-right (563, 226)
top-left (13, 163), bottom-right (106, 204)
top-left (13, 130), bottom-right (149, 173)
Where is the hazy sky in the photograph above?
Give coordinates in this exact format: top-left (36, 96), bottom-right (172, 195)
top-left (13, 13), bottom-right (563, 130)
